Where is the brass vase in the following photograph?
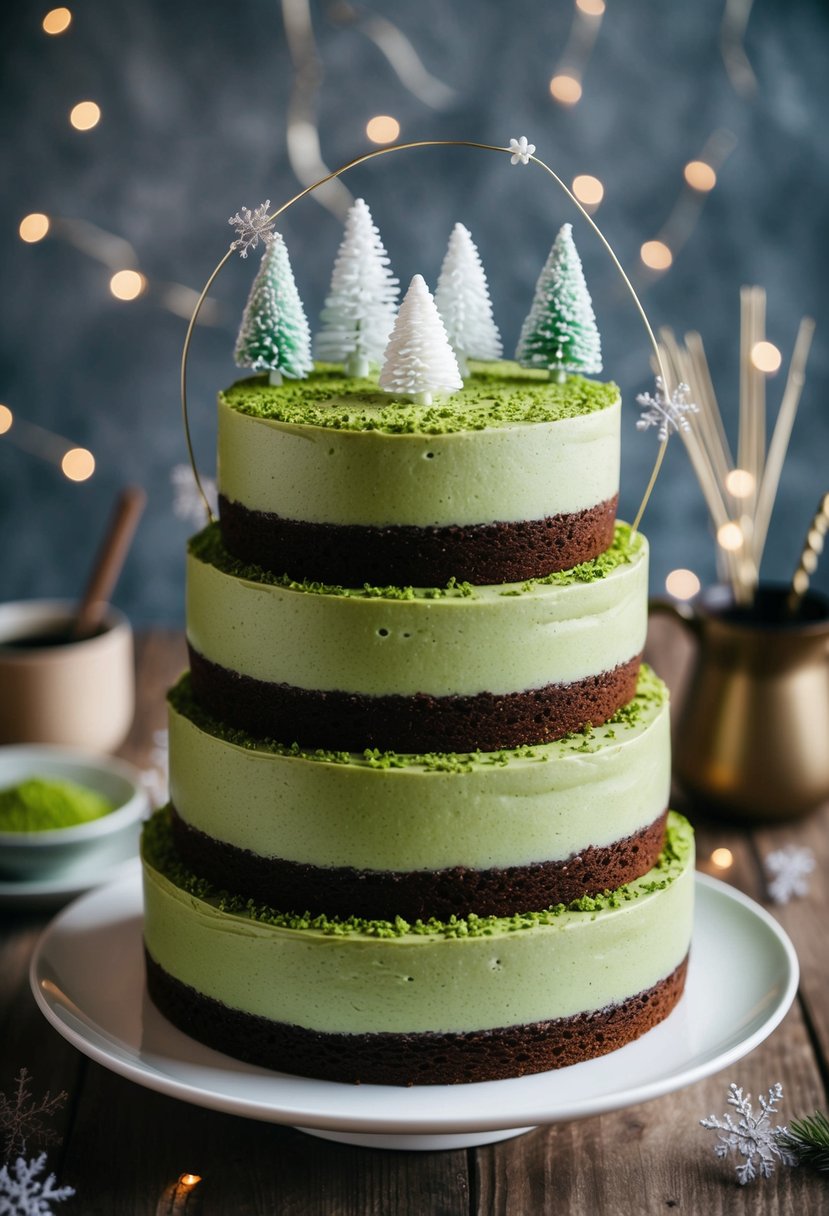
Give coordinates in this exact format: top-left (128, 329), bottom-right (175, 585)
top-left (652, 585), bottom-right (829, 823)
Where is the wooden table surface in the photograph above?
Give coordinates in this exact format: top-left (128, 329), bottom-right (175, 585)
top-left (1, 622), bottom-right (827, 1215)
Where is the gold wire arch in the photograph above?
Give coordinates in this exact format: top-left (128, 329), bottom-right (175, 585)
top-left (180, 139), bottom-right (672, 532)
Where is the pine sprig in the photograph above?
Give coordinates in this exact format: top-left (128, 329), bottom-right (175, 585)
top-left (0, 1068), bottom-right (68, 1161)
top-left (778, 1111), bottom-right (829, 1172)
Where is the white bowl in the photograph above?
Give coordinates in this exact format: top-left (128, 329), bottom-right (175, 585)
top-left (0, 746), bottom-right (149, 881)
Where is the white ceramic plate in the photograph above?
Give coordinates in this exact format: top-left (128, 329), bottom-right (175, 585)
top-left (30, 870), bottom-right (798, 1151)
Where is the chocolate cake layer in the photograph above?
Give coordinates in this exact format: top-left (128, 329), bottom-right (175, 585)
top-left (218, 493), bottom-right (618, 588)
top-left (170, 805), bottom-right (668, 921)
top-left (187, 647), bottom-right (641, 753)
top-left (145, 951), bottom-right (688, 1086)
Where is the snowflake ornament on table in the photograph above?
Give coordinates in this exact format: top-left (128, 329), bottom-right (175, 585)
top-left (636, 376), bottom-right (698, 442)
top-left (508, 136), bottom-right (535, 165)
top-left (228, 200), bottom-right (275, 258)
top-left (764, 844), bottom-right (815, 904)
top-left (700, 1082), bottom-right (797, 1185)
top-left (0, 1153), bottom-right (74, 1215)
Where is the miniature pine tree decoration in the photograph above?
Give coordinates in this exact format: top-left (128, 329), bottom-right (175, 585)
top-left (515, 223), bottom-right (602, 383)
top-left (379, 275), bottom-right (463, 406)
top-left (234, 233), bottom-right (313, 385)
top-left (315, 198), bottom-right (399, 377)
top-left (434, 223), bottom-right (502, 377)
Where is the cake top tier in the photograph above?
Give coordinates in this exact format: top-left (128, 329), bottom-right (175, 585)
top-left (220, 362), bottom-right (618, 436)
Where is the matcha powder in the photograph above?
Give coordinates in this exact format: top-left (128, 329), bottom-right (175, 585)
top-left (0, 777), bottom-right (114, 832)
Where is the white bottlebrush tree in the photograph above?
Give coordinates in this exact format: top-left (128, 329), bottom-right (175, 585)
top-left (434, 223), bottom-right (502, 376)
top-left (379, 275), bottom-right (463, 406)
top-left (515, 223), bottom-right (602, 383)
top-left (234, 234), bottom-right (313, 385)
top-left (315, 197), bottom-right (399, 377)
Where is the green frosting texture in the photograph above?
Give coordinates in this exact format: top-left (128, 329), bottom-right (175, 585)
top-left (166, 666), bottom-right (671, 870)
top-left (216, 363), bottom-right (621, 528)
top-left (220, 363), bottom-right (619, 433)
top-left (186, 524), bottom-right (648, 696)
top-left (141, 810), bottom-right (695, 1033)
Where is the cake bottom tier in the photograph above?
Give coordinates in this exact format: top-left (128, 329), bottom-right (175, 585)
top-left (146, 950), bottom-right (689, 1087)
top-left (141, 809), bottom-right (694, 1086)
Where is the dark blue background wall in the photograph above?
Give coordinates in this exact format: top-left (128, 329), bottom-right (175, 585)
top-left (2, 0), bottom-right (827, 622)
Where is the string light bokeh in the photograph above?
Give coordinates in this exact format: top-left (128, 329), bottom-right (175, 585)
top-left (1, 0), bottom-right (827, 621)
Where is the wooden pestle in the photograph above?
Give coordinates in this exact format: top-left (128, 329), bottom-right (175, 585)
top-left (72, 486), bottom-right (147, 640)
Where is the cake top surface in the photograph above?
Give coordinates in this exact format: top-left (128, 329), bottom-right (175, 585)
top-left (143, 808), bottom-right (693, 940)
top-left (220, 362), bottom-right (619, 435)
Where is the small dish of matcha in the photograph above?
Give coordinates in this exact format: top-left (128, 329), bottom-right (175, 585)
top-left (0, 746), bottom-right (149, 881)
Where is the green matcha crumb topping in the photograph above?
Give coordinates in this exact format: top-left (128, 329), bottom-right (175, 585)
top-left (168, 663), bottom-right (667, 771)
top-left (142, 808), bottom-right (692, 939)
top-left (219, 362), bottom-right (619, 435)
top-left (0, 777), bottom-right (113, 832)
top-left (188, 521), bottom-right (641, 601)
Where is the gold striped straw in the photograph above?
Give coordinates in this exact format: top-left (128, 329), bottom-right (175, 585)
top-left (788, 491), bottom-right (829, 616)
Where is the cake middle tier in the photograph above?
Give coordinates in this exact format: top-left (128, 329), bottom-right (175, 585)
top-left (186, 522), bottom-right (647, 752)
top-left (167, 666), bottom-right (670, 921)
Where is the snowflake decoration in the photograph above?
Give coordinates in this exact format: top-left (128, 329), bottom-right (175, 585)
top-left (0, 1070), bottom-right (67, 1162)
top-left (700, 1082), bottom-right (797, 1185)
top-left (508, 136), bottom-right (536, 166)
top-left (140, 729), bottom-right (169, 808)
top-left (228, 200), bottom-right (275, 258)
top-left (0, 1154), bottom-right (74, 1215)
top-left (765, 844), bottom-right (815, 905)
top-left (171, 464), bottom-right (218, 525)
top-left (636, 376), bottom-right (698, 442)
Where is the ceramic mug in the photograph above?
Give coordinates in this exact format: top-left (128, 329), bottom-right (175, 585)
top-left (0, 600), bottom-right (135, 751)
top-left (652, 584), bottom-right (829, 822)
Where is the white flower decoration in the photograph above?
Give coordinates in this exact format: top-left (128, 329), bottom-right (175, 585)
top-left (508, 136), bottom-right (536, 166)
top-left (228, 200), bottom-right (275, 258)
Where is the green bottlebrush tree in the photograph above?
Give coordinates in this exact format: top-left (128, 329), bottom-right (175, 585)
top-left (515, 223), bottom-right (602, 383)
top-left (234, 234), bottom-right (313, 384)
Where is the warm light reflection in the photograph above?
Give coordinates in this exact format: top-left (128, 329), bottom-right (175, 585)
top-left (725, 468), bottom-right (755, 499)
top-left (750, 340), bottom-right (782, 374)
top-left (61, 447), bottom-right (95, 481)
top-left (665, 568), bottom-right (700, 600)
top-left (549, 74), bottom-right (582, 105)
top-left (711, 847), bottom-right (733, 870)
top-left (684, 160), bottom-right (717, 192)
top-left (43, 7), bottom-right (72, 34)
top-left (19, 213), bottom-right (50, 243)
top-left (0, 405), bottom-right (12, 435)
top-left (576, 0), bottom-right (605, 13)
top-left (109, 269), bottom-right (146, 300)
top-left (717, 521), bottom-right (744, 552)
top-left (178, 1174), bottom-right (202, 1188)
top-left (640, 240), bottom-right (673, 270)
top-left (572, 175), bottom-right (604, 208)
top-left (70, 101), bottom-right (100, 130)
top-left (365, 115), bottom-right (400, 144)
